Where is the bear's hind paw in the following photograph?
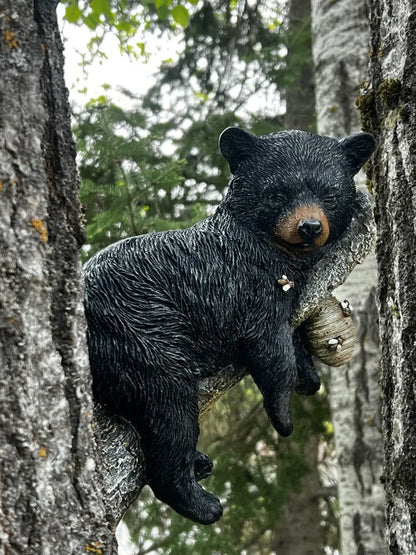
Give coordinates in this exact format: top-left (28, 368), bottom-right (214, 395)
top-left (295, 372), bottom-right (321, 396)
top-left (176, 486), bottom-right (223, 525)
top-left (154, 481), bottom-right (223, 525)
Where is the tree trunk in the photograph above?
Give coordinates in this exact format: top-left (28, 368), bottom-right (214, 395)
top-left (311, 0), bottom-right (385, 552)
top-left (285, 0), bottom-right (315, 133)
top-left (0, 1), bottom-right (116, 552)
top-left (362, 1), bottom-right (416, 552)
top-left (271, 434), bottom-right (325, 554)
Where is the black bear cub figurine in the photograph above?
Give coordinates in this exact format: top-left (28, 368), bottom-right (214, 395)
top-left (84, 128), bottom-right (375, 524)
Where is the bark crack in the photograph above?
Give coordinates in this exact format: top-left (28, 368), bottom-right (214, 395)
top-left (33, 0), bottom-right (89, 512)
top-left (338, 60), bottom-right (352, 135)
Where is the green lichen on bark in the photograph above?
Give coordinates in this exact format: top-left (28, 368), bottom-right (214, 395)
top-left (356, 83), bottom-right (377, 134)
top-left (356, 79), bottom-right (403, 135)
top-left (378, 78), bottom-right (401, 111)
top-left (363, 160), bottom-right (374, 195)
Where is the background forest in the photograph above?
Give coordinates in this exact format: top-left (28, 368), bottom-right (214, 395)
top-left (2, 0), bottom-right (414, 553)
top-left (61, 1), bottom-right (351, 553)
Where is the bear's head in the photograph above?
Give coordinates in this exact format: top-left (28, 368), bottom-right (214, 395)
top-left (219, 127), bottom-right (375, 253)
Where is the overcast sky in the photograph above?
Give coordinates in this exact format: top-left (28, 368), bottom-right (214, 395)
top-left (58, 5), bottom-right (181, 109)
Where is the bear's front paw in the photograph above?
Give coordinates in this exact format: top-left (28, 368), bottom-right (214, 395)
top-left (295, 371), bottom-right (321, 396)
top-left (263, 392), bottom-right (294, 437)
top-left (195, 451), bottom-right (213, 481)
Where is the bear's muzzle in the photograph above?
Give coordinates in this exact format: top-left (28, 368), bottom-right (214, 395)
top-left (274, 204), bottom-right (330, 251)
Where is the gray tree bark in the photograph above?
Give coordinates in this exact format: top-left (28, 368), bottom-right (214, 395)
top-left (0, 1), bottom-right (116, 553)
top-left (361, 1), bottom-right (416, 552)
top-left (311, 0), bottom-right (385, 553)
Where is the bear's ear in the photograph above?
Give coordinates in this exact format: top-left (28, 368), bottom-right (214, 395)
top-left (339, 133), bottom-right (376, 174)
top-left (219, 127), bottom-right (258, 173)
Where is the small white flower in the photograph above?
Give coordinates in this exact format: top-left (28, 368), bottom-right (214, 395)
top-left (340, 299), bottom-right (353, 316)
top-left (328, 336), bottom-right (345, 351)
top-left (277, 275), bottom-right (294, 292)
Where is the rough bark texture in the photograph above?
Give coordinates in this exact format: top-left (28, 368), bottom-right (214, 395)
top-left (311, 0), bottom-right (385, 553)
top-left (363, 1), bottom-right (416, 552)
top-left (0, 1), bottom-right (116, 553)
top-left (312, 0), bottom-right (369, 138)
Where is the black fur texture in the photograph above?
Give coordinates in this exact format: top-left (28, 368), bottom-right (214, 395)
top-left (84, 128), bottom-right (375, 524)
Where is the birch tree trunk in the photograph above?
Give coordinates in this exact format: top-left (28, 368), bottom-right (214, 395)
top-left (0, 1), bottom-right (116, 552)
top-left (311, 0), bottom-right (385, 552)
top-left (361, 1), bottom-right (416, 552)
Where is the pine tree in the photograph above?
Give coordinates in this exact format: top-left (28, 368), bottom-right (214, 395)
top-left (74, 97), bottom-right (201, 260)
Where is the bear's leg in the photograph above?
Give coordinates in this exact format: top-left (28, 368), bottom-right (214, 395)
top-left (134, 381), bottom-right (222, 525)
top-left (292, 327), bottom-right (321, 395)
top-left (258, 376), bottom-right (295, 438)
top-left (246, 324), bottom-right (297, 437)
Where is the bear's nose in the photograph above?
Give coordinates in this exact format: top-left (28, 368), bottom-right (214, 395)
top-left (297, 219), bottom-right (323, 243)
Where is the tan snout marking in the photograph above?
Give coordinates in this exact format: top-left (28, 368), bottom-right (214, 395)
top-left (274, 205), bottom-right (330, 249)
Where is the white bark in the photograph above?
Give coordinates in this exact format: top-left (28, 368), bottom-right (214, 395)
top-left (311, 0), bottom-right (385, 553)
top-left (0, 1), bottom-right (116, 552)
top-left (312, 0), bottom-right (369, 138)
top-left (364, 1), bottom-right (416, 552)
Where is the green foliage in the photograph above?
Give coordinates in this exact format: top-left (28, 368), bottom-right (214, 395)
top-left (62, 0), bottom-right (199, 64)
top-left (141, 0), bottom-right (288, 125)
top-left (171, 5), bottom-right (190, 26)
top-left (74, 96), bottom-right (207, 260)
top-left (62, 0), bottom-right (193, 29)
